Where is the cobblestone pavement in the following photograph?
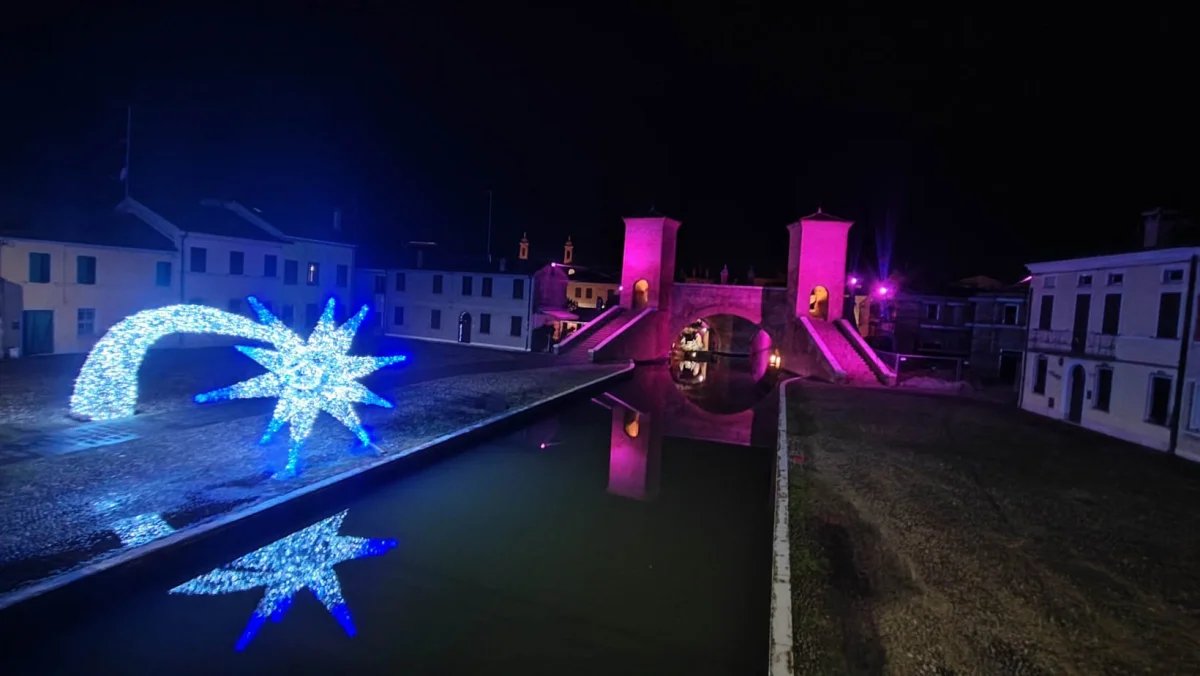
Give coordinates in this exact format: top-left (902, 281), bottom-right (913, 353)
top-left (0, 340), bottom-right (621, 604)
top-left (786, 381), bottom-right (1200, 675)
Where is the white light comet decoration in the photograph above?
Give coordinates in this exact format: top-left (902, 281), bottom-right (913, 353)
top-left (70, 296), bottom-right (406, 476)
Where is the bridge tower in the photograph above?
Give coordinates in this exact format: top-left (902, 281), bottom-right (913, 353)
top-left (619, 215), bottom-right (681, 313)
top-left (787, 210), bottom-right (853, 322)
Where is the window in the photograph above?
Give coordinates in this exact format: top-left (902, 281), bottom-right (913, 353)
top-left (264, 255), bottom-right (278, 277)
top-left (229, 251), bottom-right (244, 275)
top-left (1043, 275), bottom-right (1057, 289)
top-left (336, 264), bottom-right (348, 288)
top-left (574, 287), bottom-right (582, 298)
top-left (1188, 382), bottom-right (1200, 432)
top-left (281, 304), bottom-right (295, 326)
top-left (307, 262), bottom-right (320, 286)
top-left (462, 275), bottom-right (473, 296)
top-left (510, 315), bottom-right (522, 337)
top-left (305, 303), bottom-right (320, 328)
top-left (1002, 304), bottom-right (1019, 326)
top-left (77, 308), bottom-right (95, 336)
top-left (1147, 374), bottom-right (1172, 426)
top-left (393, 306), bottom-right (405, 326)
top-left (1077, 274), bottom-right (1093, 287)
top-left (373, 275), bottom-right (386, 294)
top-left (1095, 367), bottom-right (1113, 412)
top-left (481, 277), bottom-right (493, 297)
top-left (156, 261), bottom-right (172, 287)
top-left (431, 309), bottom-right (441, 330)
top-left (76, 255), bottom-right (97, 284)
top-left (924, 303), bottom-right (940, 321)
top-left (227, 298), bottom-right (243, 314)
top-left (432, 274), bottom-right (443, 294)
top-left (284, 260), bottom-right (298, 285)
top-left (585, 287), bottom-right (593, 299)
top-left (1157, 292), bottom-right (1182, 338)
top-left (513, 278), bottom-right (525, 299)
top-left (1033, 356), bottom-right (1048, 394)
top-left (1107, 272), bottom-right (1124, 286)
top-left (1038, 295), bottom-right (1054, 330)
top-left (1163, 268), bottom-right (1185, 284)
top-left (28, 252), bottom-right (51, 283)
top-left (190, 247), bottom-right (207, 273)
top-left (480, 313), bottom-right (491, 334)
top-left (395, 272), bottom-right (406, 292)
top-left (1101, 294), bottom-right (1121, 335)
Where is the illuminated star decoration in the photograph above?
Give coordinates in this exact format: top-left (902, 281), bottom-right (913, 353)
top-left (170, 510), bottom-right (397, 651)
top-left (194, 297), bottom-right (406, 476)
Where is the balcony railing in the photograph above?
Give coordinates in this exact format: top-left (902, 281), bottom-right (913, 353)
top-left (1028, 329), bottom-right (1116, 357)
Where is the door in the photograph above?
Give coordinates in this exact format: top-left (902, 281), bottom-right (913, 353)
top-left (22, 310), bottom-right (54, 355)
top-left (457, 312), bottom-right (472, 344)
top-left (998, 351), bottom-right (1020, 385)
top-left (1067, 364), bottom-right (1086, 423)
top-left (1071, 294), bottom-right (1091, 353)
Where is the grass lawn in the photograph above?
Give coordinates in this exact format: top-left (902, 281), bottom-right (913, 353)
top-left (786, 381), bottom-right (1200, 674)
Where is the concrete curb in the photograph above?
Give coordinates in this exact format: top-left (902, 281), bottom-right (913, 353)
top-left (769, 376), bottom-right (801, 675)
top-left (0, 363), bottom-right (635, 612)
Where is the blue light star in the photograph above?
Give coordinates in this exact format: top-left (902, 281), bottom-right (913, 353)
top-left (169, 510), bottom-right (397, 651)
top-left (194, 297), bottom-right (406, 476)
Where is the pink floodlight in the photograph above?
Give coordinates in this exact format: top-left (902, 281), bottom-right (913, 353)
top-left (849, 276), bottom-right (859, 286)
top-left (877, 286), bottom-right (890, 296)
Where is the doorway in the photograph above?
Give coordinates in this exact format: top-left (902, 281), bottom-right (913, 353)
top-left (998, 350), bottom-right (1021, 385)
top-left (1071, 294), bottom-right (1091, 354)
top-left (1067, 364), bottom-right (1086, 423)
top-left (809, 286), bottom-right (829, 320)
top-left (632, 279), bottom-right (650, 311)
top-left (22, 310), bottom-right (54, 355)
top-left (458, 312), bottom-right (472, 344)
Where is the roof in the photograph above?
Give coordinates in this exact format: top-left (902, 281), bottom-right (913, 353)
top-left (563, 266), bottom-right (619, 284)
top-left (230, 200), bottom-right (357, 244)
top-left (149, 200), bottom-right (287, 242)
top-left (1026, 246), bottom-right (1200, 274)
top-left (800, 208), bottom-right (852, 223)
top-left (393, 245), bottom-right (551, 276)
top-left (0, 201), bottom-right (177, 251)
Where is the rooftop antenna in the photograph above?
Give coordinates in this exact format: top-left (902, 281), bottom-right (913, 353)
top-left (121, 105), bottom-right (132, 199)
top-left (486, 190), bottom-right (494, 263)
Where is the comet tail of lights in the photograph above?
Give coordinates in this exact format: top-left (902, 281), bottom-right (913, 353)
top-left (194, 297), bottom-right (407, 477)
top-left (69, 296), bottom-right (406, 478)
top-left (170, 509), bottom-right (397, 651)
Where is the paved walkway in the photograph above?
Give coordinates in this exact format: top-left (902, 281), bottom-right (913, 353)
top-left (0, 347), bottom-right (623, 606)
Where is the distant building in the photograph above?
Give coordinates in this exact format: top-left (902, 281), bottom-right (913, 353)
top-left (369, 236), bottom-right (570, 352)
top-left (853, 275), bottom-right (1029, 386)
top-left (1020, 244), bottom-right (1200, 462)
top-left (0, 198), bottom-right (355, 356)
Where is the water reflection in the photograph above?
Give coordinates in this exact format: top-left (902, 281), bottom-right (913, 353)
top-left (595, 364), bottom-right (779, 501)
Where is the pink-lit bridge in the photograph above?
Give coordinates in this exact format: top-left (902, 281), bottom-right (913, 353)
top-left (555, 212), bottom-right (895, 386)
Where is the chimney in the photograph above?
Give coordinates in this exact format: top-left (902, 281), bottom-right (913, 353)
top-left (499, 257), bottom-right (507, 272)
top-left (416, 249), bottom-right (424, 269)
top-left (333, 210), bottom-right (342, 231)
top-left (1142, 207), bottom-right (1179, 249)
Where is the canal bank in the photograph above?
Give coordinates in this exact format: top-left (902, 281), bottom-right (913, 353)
top-left (0, 363), bottom-right (632, 610)
top-left (0, 363), bottom-right (779, 674)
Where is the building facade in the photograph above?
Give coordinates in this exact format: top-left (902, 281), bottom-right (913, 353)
top-left (1020, 247), bottom-right (1200, 462)
top-left (0, 197), bottom-right (355, 356)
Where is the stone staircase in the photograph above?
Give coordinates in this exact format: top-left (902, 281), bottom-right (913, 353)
top-left (557, 309), bottom-right (637, 363)
top-left (804, 318), bottom-right (885, 385)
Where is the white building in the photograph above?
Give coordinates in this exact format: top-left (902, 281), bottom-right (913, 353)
top-left (372, 239), bottom-right (571, 352)
top-left (1020, 245), bottom-right (1200, 462)
top-left (0, 198), bottom-right (355, 356)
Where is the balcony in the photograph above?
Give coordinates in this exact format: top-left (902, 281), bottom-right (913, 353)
top-left (1028, 329), bottom-right (1116, 358)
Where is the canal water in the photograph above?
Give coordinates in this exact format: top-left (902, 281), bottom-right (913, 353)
top-left (0, 363), bottom-right (779, 675)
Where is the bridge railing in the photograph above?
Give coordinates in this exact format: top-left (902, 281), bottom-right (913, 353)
top-left (875, 350), bottom-right (967, 384)
top-left (553, 305), bottom-right (621, 354)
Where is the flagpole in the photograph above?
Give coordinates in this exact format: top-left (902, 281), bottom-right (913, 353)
top-left (124, 106), bottom-right (132, 200)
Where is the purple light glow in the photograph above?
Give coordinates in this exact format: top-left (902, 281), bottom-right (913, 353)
top-left (849, 276), bottom-right (859, 285)
top-left (877, 286), bottom-right (890, 296)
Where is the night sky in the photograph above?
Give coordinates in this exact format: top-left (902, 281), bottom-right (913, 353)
top-left (2, 5), bottom-right (1194, 286)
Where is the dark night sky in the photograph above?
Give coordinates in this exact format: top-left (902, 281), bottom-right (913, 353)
top-left (1, 4), bottom-right (1194, 286)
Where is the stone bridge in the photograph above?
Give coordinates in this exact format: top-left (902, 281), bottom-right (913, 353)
top-left (668, 283), bottom-right (792, 351)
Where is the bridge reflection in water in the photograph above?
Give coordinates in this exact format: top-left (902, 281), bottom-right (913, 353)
top-left (594, 359), bottom-right (780, 501)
